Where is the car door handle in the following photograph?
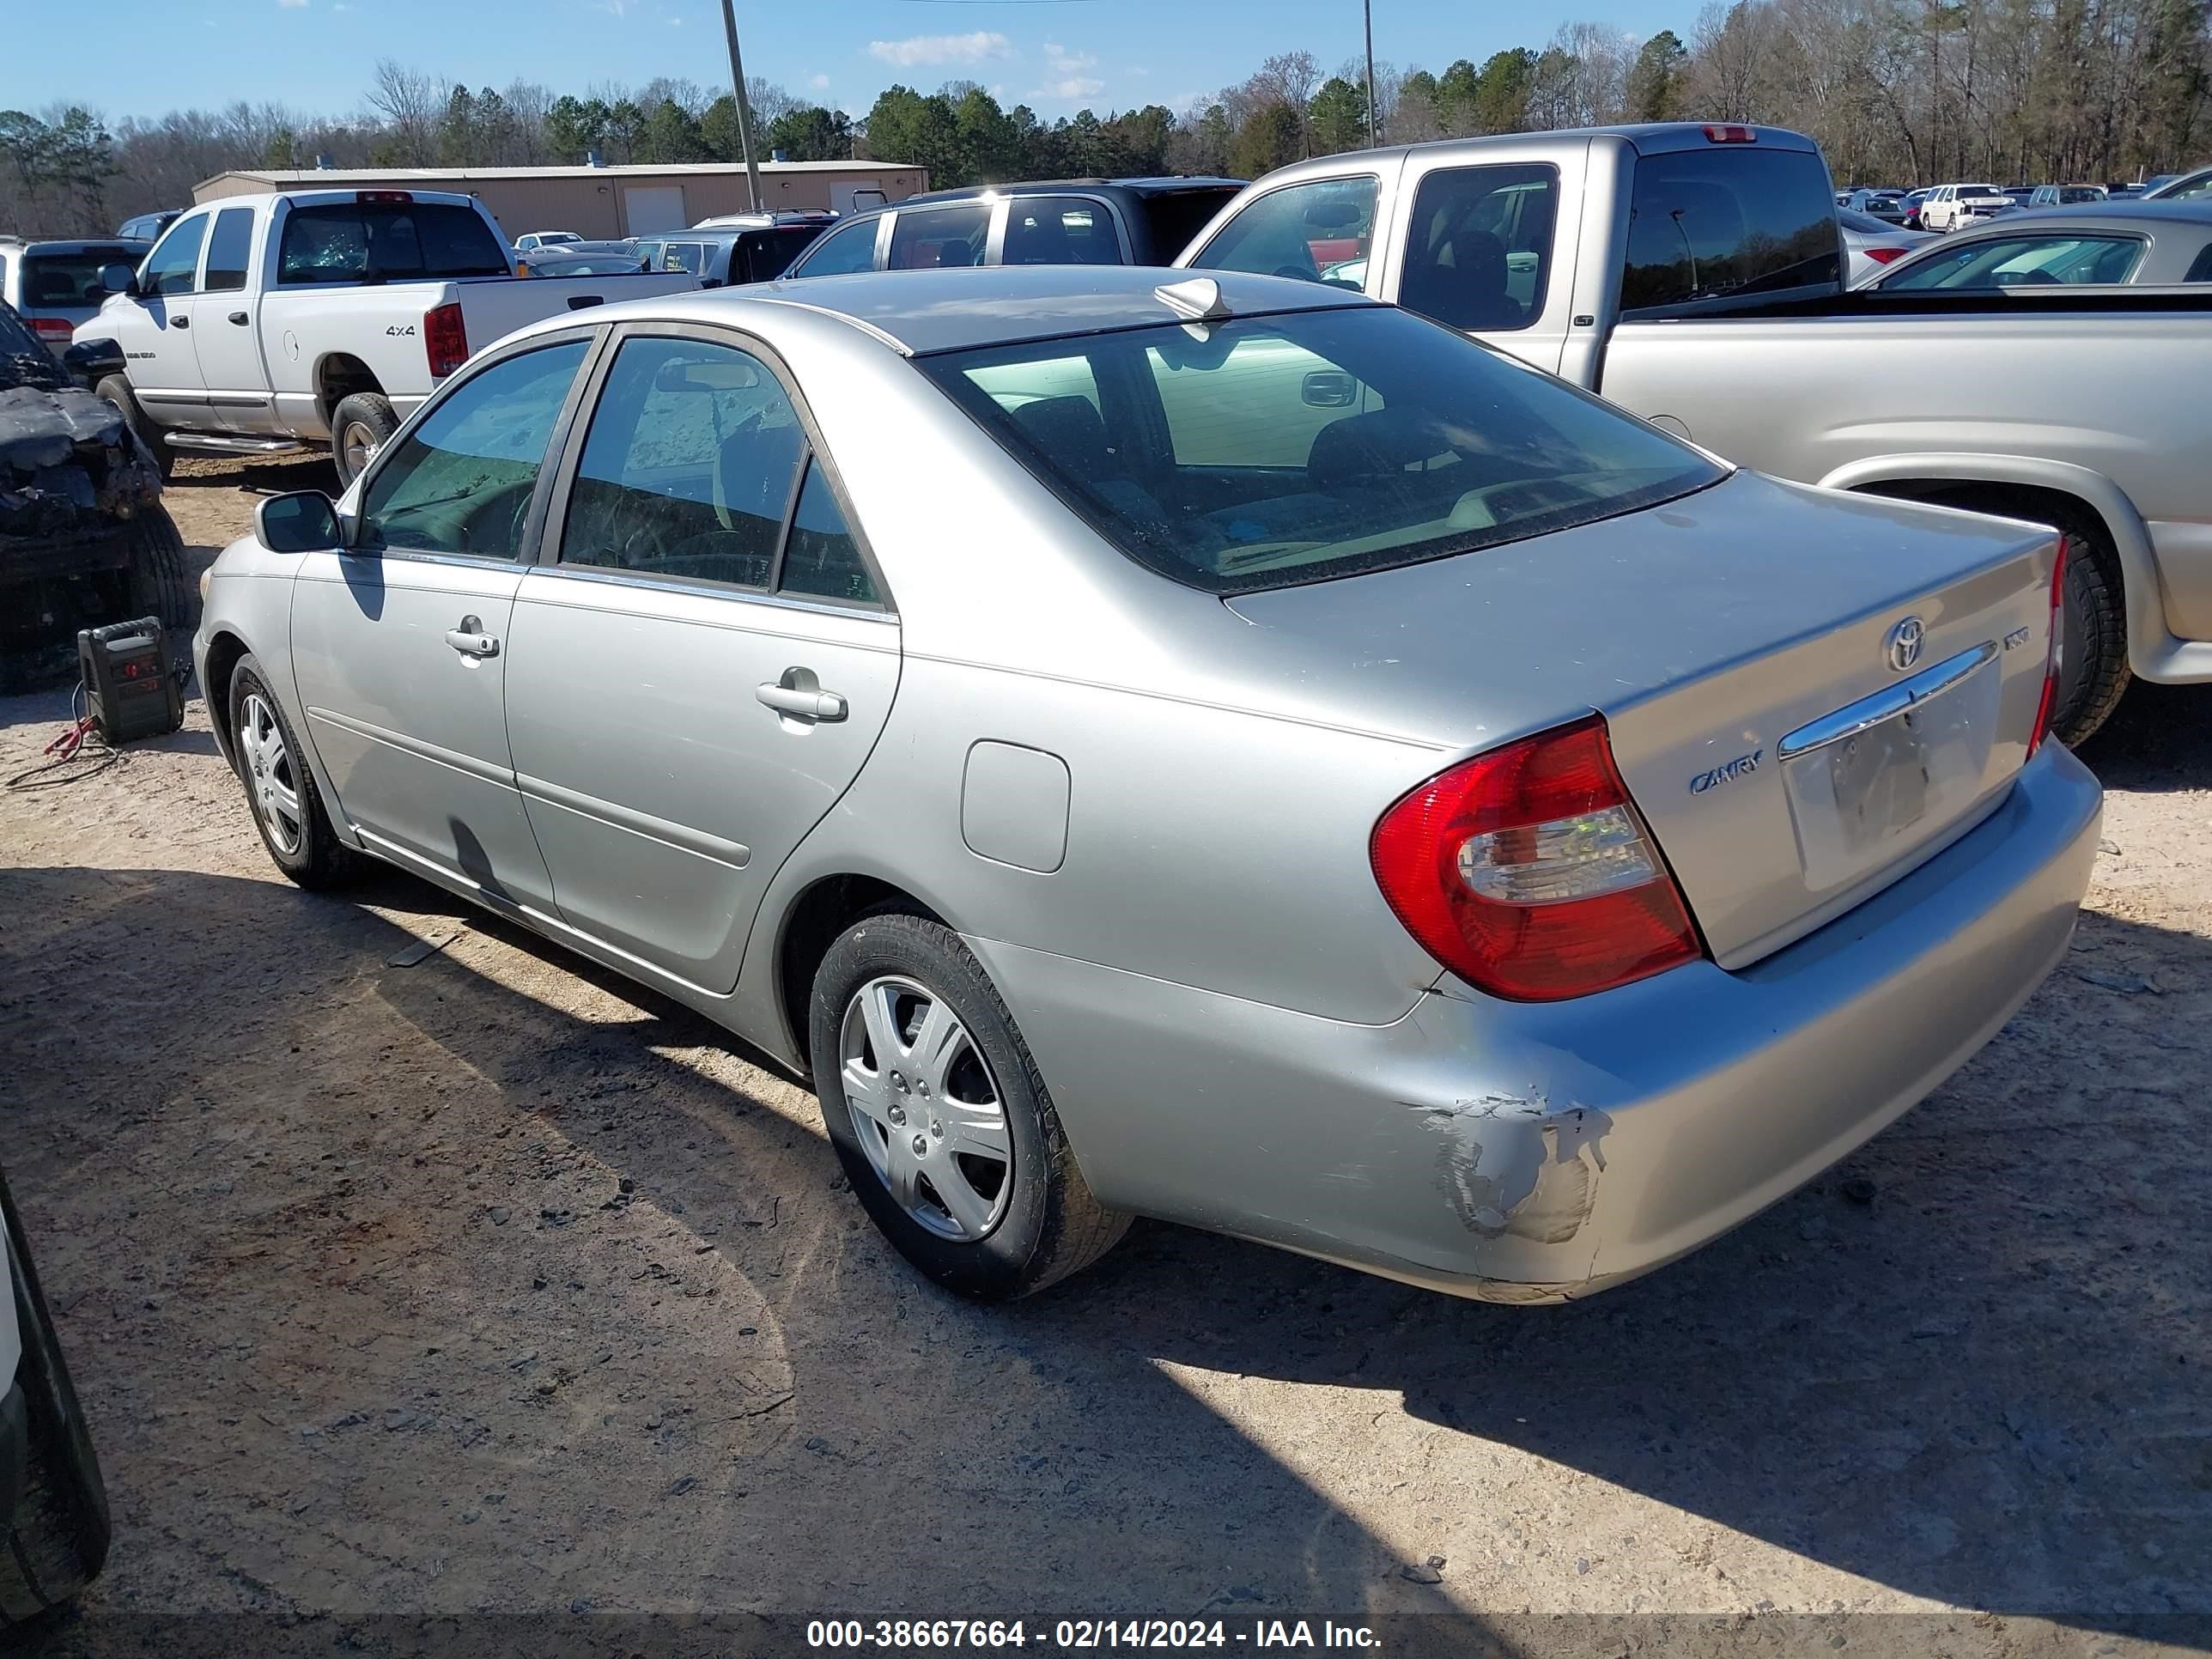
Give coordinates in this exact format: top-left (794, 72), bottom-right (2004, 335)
top-left (170, 314), bottom-right (189, 329)
top-left (757, 679), bottom-right (847, 721)
top-left (445, 617), bottom-right (500, 659)
top-left (228, 310), bottom-right (249, 325)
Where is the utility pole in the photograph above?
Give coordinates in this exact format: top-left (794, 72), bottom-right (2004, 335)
top-left (719, 0), bottom-right (765, 212)
top-left (1364, 0), bottom-right (1378, 147)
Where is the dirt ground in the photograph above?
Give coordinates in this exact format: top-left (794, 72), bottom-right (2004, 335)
top-left (0, 456), bottom-right (2207, 1657)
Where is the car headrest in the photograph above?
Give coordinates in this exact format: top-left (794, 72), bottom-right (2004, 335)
top-left (1011, 395), bottom-right (1121, 478)
top-left (1307, 408), bottom-right (1453, 493)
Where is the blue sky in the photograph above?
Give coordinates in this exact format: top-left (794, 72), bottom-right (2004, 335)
top-left (8, 0), bottom-right (1692, 125)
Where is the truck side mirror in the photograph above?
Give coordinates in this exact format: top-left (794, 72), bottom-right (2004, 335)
top-left (256, 491), bottom-right (342, 555)
top-left (97, 263), bottom-right (140, 299)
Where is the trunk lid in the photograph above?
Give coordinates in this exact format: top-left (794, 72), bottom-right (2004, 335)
top-left (1223, 471), bottom-right (2058, 969)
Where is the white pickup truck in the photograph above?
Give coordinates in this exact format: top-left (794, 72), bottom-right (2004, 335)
top-left (1180, 125), bottom-right (2212, 744)
top-left (75, 188), bottom-right (696, 486)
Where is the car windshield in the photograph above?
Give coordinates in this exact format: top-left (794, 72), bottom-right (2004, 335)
top-left (920, 304), bottom-right (1725, 594)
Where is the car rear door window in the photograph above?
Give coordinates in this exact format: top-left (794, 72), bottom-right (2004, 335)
top-left (1620, 148), bottom-right (1842, 312)
top-left (1003, 198), bottom-right (1122, 265)
top-left (358, 340), bottom-right (587, 557)
top-left (560, 336), bottom-right (805, 589)
top-left (1188, 176), bottom-right (1378, 289)
top-left (143, 214), bottom-right (210, 297)
top-left (789, 217), bottom-right (878, 276)
top-left (202, 207), bottom-right (255, 292)
top-left (1398, 163), bottom-right (1559, 332)
top-left (888, 204), bottom-right (991, 270)
top-left (1882, 234), bottom-right (2145, 289)
top-left (776, 458), bottom-right (878, 605)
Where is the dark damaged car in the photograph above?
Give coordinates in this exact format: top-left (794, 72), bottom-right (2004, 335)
top-left (0, 303), bottom-right (194, 689)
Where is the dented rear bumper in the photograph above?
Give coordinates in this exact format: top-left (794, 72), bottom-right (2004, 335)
top-left (966, 743), bottom-right (2102, 1302)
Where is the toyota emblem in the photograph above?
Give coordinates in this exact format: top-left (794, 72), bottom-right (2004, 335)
top-left (1884, 615), bottom-right (1925, 672)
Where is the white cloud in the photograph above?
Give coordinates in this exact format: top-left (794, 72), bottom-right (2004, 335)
top-left (809, 73), bottom-right (830, 90)
top-left (866, 31), bottom-right (1011, 69)
top-left (278, 0), bottom-right (307, 9)
top-left (1036, 41), bottom-right (1104, 100)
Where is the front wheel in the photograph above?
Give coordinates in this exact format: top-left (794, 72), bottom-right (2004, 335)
top-left (95, 374), bottom-right (171, 480)
top-left (122, 504), bottom-right (199, 684)
top-left (809, 911), bottom-right (1128, 1300)
top-left (329, 392), bottom-right (398, 489)
top-left (228, 655), bottom-right (362, 890)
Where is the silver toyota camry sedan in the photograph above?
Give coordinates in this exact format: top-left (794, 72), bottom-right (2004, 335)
top-left (195, 266), bottom-right (2102, 1304)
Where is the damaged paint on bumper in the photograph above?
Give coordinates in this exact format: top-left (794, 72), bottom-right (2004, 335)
top-left (965, 743), bottom-right (2102, 1302)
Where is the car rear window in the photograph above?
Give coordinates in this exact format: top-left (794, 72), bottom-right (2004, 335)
top-left (20, 247), bottom-right (138, 308)
top-left (1620, 146), bottom-right (1842, 313)
top-left (277, 201), bottom-right (510, 285)
top-left (921, 305), bottom-right (1724, 594)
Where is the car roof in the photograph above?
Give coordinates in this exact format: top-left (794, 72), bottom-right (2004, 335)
top-left (551, 264), bottom-right (1373, 356)
top-left (0, 237), bottom-right (149, 252)
top-left (896, 176), bottom-right (1245, 210)
top-left (1933, 199), bottom-right (2212, 234)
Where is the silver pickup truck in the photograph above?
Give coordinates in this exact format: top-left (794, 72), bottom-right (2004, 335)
top-left (1178, 123), bottom-right (2212, 744)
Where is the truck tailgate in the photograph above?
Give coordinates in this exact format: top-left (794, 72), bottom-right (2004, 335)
top-left (453, 271), bottom-right (700, 357)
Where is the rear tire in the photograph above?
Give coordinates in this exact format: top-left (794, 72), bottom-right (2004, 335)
top-left (95, 374), bottom-right (171, 481)
top-left (228, 655), bottom-right (362, 890)
top-left (0, 1170), bottom-right (110, 1621)
top-left (330, 393), bottom-right (398, 489)
top-left (810, 910), bottom-right (1128, 1300)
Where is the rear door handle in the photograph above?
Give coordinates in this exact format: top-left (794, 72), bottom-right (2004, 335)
top-left (228, 310), bottom-right (249, 325)
top-left (445, 616), bottom-right (500, 659)
top-left (757, 678), bottom-right (847, 721)
top-left (169, 314), bottom-right (189, 329)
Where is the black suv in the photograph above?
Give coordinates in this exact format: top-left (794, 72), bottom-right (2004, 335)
top-left (632, 211), bottom-right (839, 288)
top-left (782, 178), bottom-right (1244, 278)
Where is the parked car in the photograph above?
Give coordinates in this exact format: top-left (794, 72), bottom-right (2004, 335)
top-left (1861, 201), bottom-right (2212, 290)
top-left (1900, 187), bottom-right (1931, 228)
top-left (629, 216), bottom-right (835, 287)
top-left (513, 230), bottom-right (582, 253)
top-left (0, 302), bottom-right (193, 689)
top-left (74, 190), bottom-right (696, 486)
top-left (1838, 205), bottom-right (1933, 283)
top-left (1919, 183), bottom-right (2019, 231)
top-left (782, 177), bottom-right (1244, 279)
top-left (2139, 175), bottom-right (2179, 195)
top-left (0, 1163), bottom-right (110, 1619)
top-left (116, 210), bottom-right (181, 242)
top-left (2144, 165), bottom-right (2212, 201)
top-left (2001, 186), bottom-right (2039, 210)
top-left (0, 236), bottom-right (150, 351)
top-left (2028, 184), bottom-right (2109, 208)
top-left (1179, 122), bottom-right (2212, 745)
top-left (195, 266), bottom-right (2098, 1304)
top-left (1844, 188), bottom-right (1910, 223)
top-left (521, 252), bottom-right (659, 277)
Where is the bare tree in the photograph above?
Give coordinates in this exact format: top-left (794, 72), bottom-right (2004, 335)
top-left (366, 59), bottom-right (453, 165)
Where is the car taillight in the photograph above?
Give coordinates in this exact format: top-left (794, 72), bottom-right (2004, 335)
top-left (423, 301), bottom-right (468, 378)
top-left (2027, 537), bottom-right (2069, 757)
top-left (1864, 246), bottom-right (1909, 264)
top-left (31, 317), bottom-right (72, 341)
top-left (1702, 124), bottom-right (1758, 143)
top-left (1370, 715), bottom-right (1704, 1002)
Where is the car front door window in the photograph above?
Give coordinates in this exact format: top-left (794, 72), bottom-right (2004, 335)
top-left (1189, 177), bottom-right (1379, 288)
top-left (359, 340), bottom-right (589, 556)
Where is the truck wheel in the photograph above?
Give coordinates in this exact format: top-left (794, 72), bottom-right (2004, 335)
top-left (228, 655), bottom-right (362, 890)
top-left (809, 910), bottom-right (1129, 1301)
top-left (2049, 518), bottom-right (2130, 747)
top-left (330, 393), bottom-right (398, 489)
top-left (95, 374), bottom-right (171, 481)
top-left (123, 505), bottom-right (200, 685)
top-left (0, 1170), bottom-right (111, 1622)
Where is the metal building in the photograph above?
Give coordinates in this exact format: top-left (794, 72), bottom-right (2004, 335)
top-left (191, 160), bottom-right (928, 239)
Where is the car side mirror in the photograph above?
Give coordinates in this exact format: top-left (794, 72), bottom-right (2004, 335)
top-left (256, 490), bottom-right (342, 555)
top-left (98, 263), bottom-right (140, 299)
top-left (63, 337), bottom-right (125, 384)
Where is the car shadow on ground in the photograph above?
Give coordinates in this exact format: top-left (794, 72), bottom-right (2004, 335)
top-left (2079, 680), bottom-right (2212, 793)
top-left (2, 843), bottom-right (2206, 1654)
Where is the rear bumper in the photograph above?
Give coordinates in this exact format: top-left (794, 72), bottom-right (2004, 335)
top-left (969, 744), bottom-right (2102, 1301)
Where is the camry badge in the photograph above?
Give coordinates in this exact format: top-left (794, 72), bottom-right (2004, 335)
top-left (1885, 615), bottom-right (1926, 672)
top-left (1691, 749), bottom-right (1764, 794)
